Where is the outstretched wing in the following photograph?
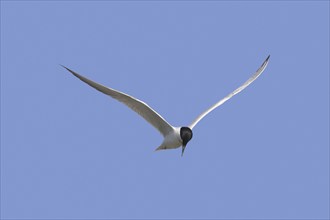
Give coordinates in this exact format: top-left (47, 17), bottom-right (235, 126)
top-left (189, 55), bottom-right (270, 129)
top-left (62, 66), bottom-right (174, 137)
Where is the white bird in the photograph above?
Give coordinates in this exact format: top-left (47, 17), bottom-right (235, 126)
top-left (62, 55), bottom-right (270, 156)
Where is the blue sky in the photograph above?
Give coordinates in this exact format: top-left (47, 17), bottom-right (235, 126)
top-left (1, 1), bottom-right (329, 219)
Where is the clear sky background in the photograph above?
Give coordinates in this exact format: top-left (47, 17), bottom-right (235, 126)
top-left (1, 1), bottom-right (329, 219)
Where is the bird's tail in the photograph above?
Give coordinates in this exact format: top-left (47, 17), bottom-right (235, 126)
top-left (155, 145), bottom-right (166, 151)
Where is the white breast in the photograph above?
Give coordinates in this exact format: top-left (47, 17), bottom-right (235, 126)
top-left (156, 127), bottom-right (182, 150)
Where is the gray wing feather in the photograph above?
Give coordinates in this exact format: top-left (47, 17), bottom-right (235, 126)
top-left (189, 55), bottom-right (270, 129)
top-left (62, 66), bottom-right (174, 136)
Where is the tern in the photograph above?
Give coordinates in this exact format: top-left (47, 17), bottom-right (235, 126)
top-left (62, 55), bottom-right (270, 156)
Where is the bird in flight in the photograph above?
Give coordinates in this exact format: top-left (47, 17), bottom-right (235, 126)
top-left (62, 55), bottom-right (270, 156)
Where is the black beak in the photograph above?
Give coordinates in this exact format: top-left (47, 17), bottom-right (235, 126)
top-left (181, 145), bottom-right (186, 157)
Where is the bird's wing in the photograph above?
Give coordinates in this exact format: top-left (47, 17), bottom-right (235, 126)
top-left (62, 66), bottom-right (174, 137)
top-left (189, 55), bottom-right (270, 129)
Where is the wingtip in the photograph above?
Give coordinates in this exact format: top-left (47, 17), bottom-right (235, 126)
top-left (60, 64), bottom-right (71, 72)
top-left (60, 65), bottom-right (78, 77)
top-left (261, 55), bottom-right (270, 67)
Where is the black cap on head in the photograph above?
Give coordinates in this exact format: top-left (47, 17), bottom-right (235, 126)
top-left (180, 127), bottom-right (193, 156)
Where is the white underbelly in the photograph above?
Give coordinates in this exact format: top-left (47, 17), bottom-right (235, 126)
top-left (158, 127), bottom-right (182, 150)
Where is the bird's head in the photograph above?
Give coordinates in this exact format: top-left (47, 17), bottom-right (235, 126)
top-left (180, 127), bottom-right (193, 156)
